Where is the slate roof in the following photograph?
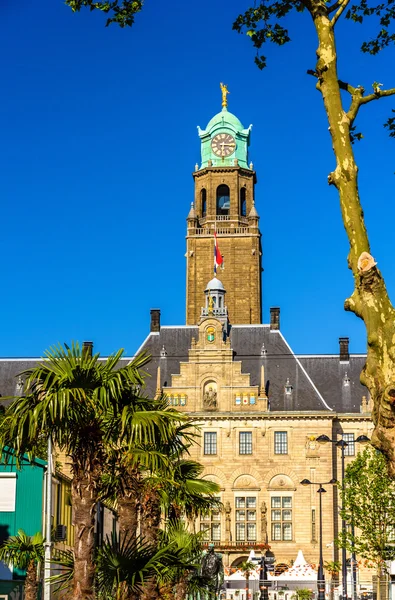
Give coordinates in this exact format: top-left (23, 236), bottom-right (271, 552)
top-left (0, 326), bottom-right (368, 414)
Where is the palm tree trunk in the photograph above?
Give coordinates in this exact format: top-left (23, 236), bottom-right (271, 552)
top-left (72, 470), bottom-right (97, 600)
top-left (140, 488), bottom-right (162, 600)
top-left (117, 495), bottom-right (140, 600)
top-left (175, 575), bottom-right (188, 600)
top-left (118, 493), bottom-right (139, 542)
top-left (24, 559), bottom-right (38, 600)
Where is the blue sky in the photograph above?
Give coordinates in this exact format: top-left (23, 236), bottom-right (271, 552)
top-left (0, 0), bottom-right (394, 357)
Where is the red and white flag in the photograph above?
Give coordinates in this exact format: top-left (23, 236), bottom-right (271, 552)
top-left (214, 231), bottom-right (223, 275)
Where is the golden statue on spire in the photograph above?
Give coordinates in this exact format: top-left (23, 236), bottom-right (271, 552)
top-left (220, 82), bottom-right (229, 109)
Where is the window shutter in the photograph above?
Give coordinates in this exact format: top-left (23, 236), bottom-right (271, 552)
top-left (0, 473), bottom-right (17, 511)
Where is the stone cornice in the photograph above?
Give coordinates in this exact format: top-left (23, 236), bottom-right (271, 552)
top-left (186, 411), bottom-right (372, 422)
top-left (192, 165), bottom-right (257, 182)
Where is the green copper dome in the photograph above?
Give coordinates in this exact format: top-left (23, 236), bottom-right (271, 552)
top-left (197, 106), bottom-right (252, 169)
top-left (205, 108), bottom-right (244, 132)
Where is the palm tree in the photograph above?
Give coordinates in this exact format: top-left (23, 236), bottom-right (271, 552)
top-left (50, 529), bottom-right (198, 600)
top-left (0, 529), bottom-right (44, 600)
top-left (138, 418), bottom-right (221, 599)
top-left (239, 561), bottom-right (256, 600)
top-left (158, 520), bottom-right (209, 600)
top-left (0, 343), bottom-right (183, 600)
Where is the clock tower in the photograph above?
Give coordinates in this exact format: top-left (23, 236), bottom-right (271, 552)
top-left (186, 87), bottom-right (262, 325)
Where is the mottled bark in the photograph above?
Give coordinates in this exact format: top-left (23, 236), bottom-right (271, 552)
top-left (175, 575), bottom-right (188, 600)
top-left (24, 559), bottom-right (38, 600)
top-left (310, 3), bottom-right (395, 473)
top-left (118, 493), bottom-right (139, 541)
top-left (140, 488), bottom-right (162, 600)
top-left (71, 470), bottom-right (97, 600)
top-left (118, 492), bottom-right (140, 600)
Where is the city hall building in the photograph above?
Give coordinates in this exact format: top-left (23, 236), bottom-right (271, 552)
top-left (0, 93), bottom-right (373, 573)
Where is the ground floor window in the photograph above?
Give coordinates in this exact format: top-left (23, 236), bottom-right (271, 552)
top-left (271, 496), bottom-right (292, 541)
top-left (235, 496), bottom-right (257, 541)
top-left (200, 500), bottom-right (221, 541)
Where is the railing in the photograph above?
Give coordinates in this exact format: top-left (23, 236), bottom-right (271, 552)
top-left (191, 227), bottom-right (250, 236)
top-left (201, 541), bottom-right (269, 549)
top-left (201, 307), bottom-right (228, 317)
top-left (198, 216), bottom-right (249, 226)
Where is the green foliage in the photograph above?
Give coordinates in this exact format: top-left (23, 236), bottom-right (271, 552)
top-left (233, 0), bottom-right (395, 139)
top-left (291, 589), bottom-right (313, 600)
top-left (51, 529), bottom-right (204, 599)
top-left (95, 533), bottom-right (183, 598)
top-left (324, 561), bottom-right (341, 575)
top-left (384, 109), bottom-right (395, 137)
top-left (0, 343), bottom-right (182, 470)
top-left (239, 560), bottom-right (256, 579)
top-left (346, 0), bottom-right (395, 53)
top-left (233, 2), bottom-right (299, 70)
top-left (338, 446), bottom-right (395, 565)
top-left (0, 529), bottom-right (44, 571)
top-left (157, 520), bottom-right (209, 596)
top-left (65, 0), bottom-right (143, 27)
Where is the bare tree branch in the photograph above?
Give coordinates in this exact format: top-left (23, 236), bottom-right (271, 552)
top-left (347, 87), bottom-right (395, 122)
top-left (331, 0), bottom-right (351, 26)
top-left (338, 80), bottom-right (359, 95)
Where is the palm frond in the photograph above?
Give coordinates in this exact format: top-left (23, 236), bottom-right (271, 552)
top-left (0, 529), bottom-right (44, 571)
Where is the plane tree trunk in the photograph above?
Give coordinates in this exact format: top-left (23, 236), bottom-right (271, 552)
top-left (310, 3), bottom-right (395, 474)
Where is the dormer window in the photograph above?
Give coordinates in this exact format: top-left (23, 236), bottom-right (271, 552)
top-left (285, 378), bottom-right (293, 395)
top-left (343, 372), bottom-right (351, 387)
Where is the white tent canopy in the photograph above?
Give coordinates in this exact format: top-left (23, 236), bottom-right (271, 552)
top-left (276, 550), bottom-right (317, 580)
top-left (225, 550), bottom-right (317, 582)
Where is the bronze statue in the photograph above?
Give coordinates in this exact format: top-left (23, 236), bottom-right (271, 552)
top-left (201, 544), bottom-right (224, 598)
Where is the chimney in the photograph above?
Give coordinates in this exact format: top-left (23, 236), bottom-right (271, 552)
top-left (270, 307), bottom-right (280, 330)
top-left (82, 341), bottom-right (93, 357)
top-left (150, 309), bottom-right (161, 332)
top-left (339, 337), bottom-right (349, 362)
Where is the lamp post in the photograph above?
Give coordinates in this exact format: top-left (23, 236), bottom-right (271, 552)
top-left (259, 555), bottom-right (269, 600)
top-left (316, 434), bottom-right (370, 600)
top-left (301, 478), bottom-right (337, 600)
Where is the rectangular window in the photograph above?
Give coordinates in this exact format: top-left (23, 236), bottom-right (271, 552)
top-left (204, 432), bottom-right (217, 455)
top-left (343, 433), bottom-right (355, 456)
top-left (311, 509), bottom-right (316, 542)
top-left (274, 431), bottom-right (288, 455)
top-left (236, 497), bottom-right (256, 541)
top-left (271, 496), bottom-right (292, 541)
top-left (240, 432), bottom-right (253, 455)
top-left (200, 498), bottom-right (221, 542)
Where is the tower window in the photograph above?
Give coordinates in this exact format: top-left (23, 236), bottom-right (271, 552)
top-left (216, 185), bottom-right (230, 216)
top-left (240, 187), bottom-right (247, 217)
top-left (201, 188), bottom-right (207, 217)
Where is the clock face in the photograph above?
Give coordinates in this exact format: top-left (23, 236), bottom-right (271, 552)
top-left (211, 133), bottom-right (236, 157)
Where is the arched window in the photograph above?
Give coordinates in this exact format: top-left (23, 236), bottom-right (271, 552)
top-left (201, 188), bottom-right (207, 217)
top-left (240, 187), bottom-right (247, 216)
top-left (216, 185), bottom-right (230, 216)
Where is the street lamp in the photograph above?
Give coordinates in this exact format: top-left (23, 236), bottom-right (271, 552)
top-left (259, 551), bottom-right (274, 600)
top-left (301, 478), bottom-right (337, 600)
top-left (316, 434), bottom-right (370, 600)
